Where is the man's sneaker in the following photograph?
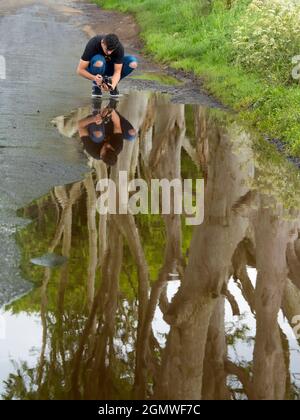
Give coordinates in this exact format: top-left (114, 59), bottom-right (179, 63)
top-left (91, 85), bottom-right (102, 98)
top-left (110, 86), bottom-right (121, 98)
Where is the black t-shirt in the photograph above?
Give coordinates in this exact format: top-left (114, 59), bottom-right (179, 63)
top-left (81, 133), bottom-right (123, 160)
top-left (81, 136), bottom-right (103, 160)
top-left (81, 35), bottom-right (124, 64)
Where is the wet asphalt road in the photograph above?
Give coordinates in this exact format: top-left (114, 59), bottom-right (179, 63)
top-left (0, 1), bottom-right (93, 305)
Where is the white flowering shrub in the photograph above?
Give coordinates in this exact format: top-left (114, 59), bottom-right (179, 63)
top-left (232, 0), bottom-right (300, 83)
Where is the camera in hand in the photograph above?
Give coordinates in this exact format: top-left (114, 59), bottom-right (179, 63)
top-left (103, 112), bottom-right (112, 125)
top-left (102, 76), bottom-right (113, 91)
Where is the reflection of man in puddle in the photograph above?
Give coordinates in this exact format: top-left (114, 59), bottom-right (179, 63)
top-left (78, 100), bottom-right (136, 166)
top-left (77, 33), bottom-right (138, 98)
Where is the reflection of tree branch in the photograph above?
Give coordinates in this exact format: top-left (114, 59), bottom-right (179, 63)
top-left (50, 190), bottom-right (60, 226)
top-left (234, 269), bottom-right (255, 314)
top-left (203, 297), bottom-right (231, 400)
top-left (134, 266), bottom-right (169, 399)
top-left (37, 267), bottom-right (51, 391)
top-left (225, 360), bottom-right (254, 400)
top-left (232, 240), bottom-right (255, 314)
top-left (224, 288), bottom-right (240, 316)
top-left (113, 214), bottom-right (149, 322)
top-left (158, 283), bottom-right (169, 315)
top-left (148, 331), bottom-right (162, 388)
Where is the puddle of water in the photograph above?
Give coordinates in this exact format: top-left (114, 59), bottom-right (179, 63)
top-left (1, 91), bottom-right (300, 400)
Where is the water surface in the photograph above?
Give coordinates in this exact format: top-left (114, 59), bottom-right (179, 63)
top-left (1, 91), bottom-right (300, 400)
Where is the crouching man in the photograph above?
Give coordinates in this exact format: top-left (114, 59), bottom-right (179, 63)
top-left (77, 33), bottom-right (138, 98)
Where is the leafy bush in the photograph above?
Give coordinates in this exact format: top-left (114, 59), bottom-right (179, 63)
top-left (232, 0), bottom-right (300, 83)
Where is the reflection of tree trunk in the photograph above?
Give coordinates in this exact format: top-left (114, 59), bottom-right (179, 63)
top-left (84, 173), bottom-right (98, 311)
top-left (202, 297), bottom-right (231, 400)
top-left (155, 112), bottom-right (253, 400)
top-left (149, 95), bottom-right (185, 174)
top-left (56, 183), bottom-right (82, 313)
top-left (148, 95), bottom-right (186, 278)
top-left (93, 160), bottom-right (108, 267)
top-left (84, 221), bottom-right (123, 399)
top-left (139, 95), bottom-right (156, 182)
top-left (133, 96), bottom-right (187, 398)
top-left (37, 267), bottom-right (51, 390)
top-left (112, 213), bottom-right (150, 398)
top-left (194, 107), bottom-right (209, 179)
top-left (53, 184), bottom-right (81, 380)
top-left (252, 200), bottom-right (293, 400)
top-left (156, 217), bottom-right (247, 399)
top-left (56, 203), bottom-right (72, 373)
top-left (116, 91), bottom-right (149, 179)
top-left (71, 220), bottom-right (123, 399)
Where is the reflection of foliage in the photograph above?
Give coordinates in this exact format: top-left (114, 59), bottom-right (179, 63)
top-left (225, 314), bottom-right (254, 399)
top-left (288, 378), bottom-right (300, 400)
top-left (181, 149), bottom-right (201, 180)
top-left (226, 316), bottom-right (253, 347)
top-left (3, 361), bottom-right (36, 400)
top-left (227, 369), bottom-right (251, 400)
top-left (184, 105), bottom-right (196, 143)
top-left (252, 135), bottom-right (300, 212)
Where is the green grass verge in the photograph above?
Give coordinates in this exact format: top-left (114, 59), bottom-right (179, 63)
top-left (92, 0), bottom-right (300, 155)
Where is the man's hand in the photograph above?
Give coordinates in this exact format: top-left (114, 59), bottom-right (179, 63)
top-left (111, 63), bottom-right (122, 90)
top-left (101, 76), bottom-right (113, 91)
top-left (110, 79), bottom-right (118, 91)
top-left (93, 74), bottom-right (103, 86)
top-left (101, 82), bottom-right (110, 92)
top-left (93, 114), bottom-right (103, 125)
